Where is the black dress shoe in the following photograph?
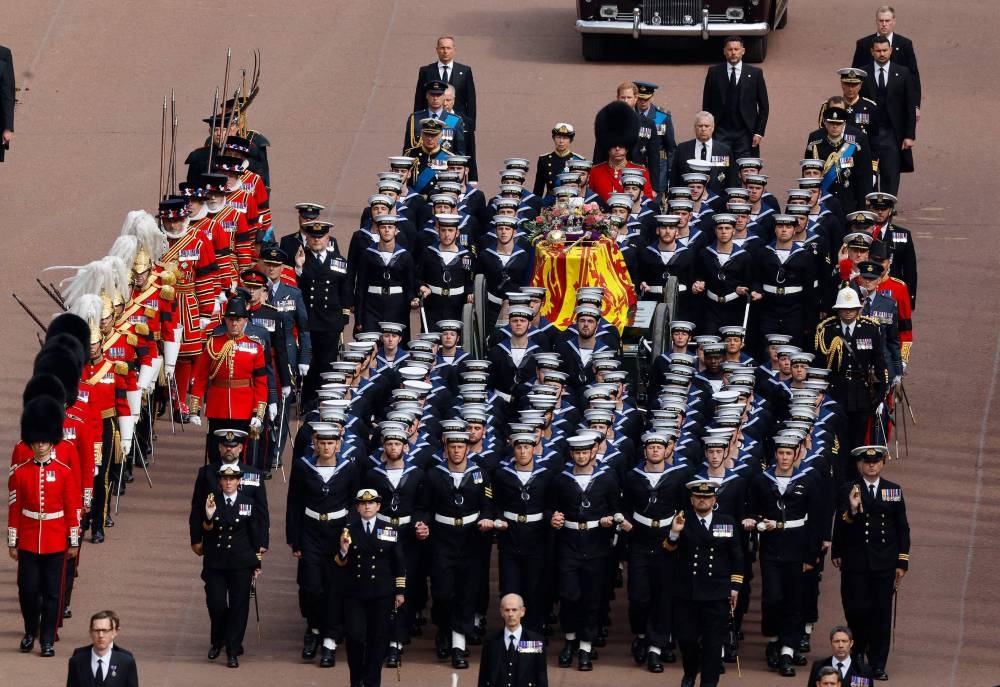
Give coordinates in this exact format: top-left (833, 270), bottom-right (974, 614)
top-left (262, 472), bottom-right (272, 480)
top-left (385, 646), bottom-right (401, 668)
top-left (662, 647), bottom-right (676, 663)
top-left (558, 640), bottom-right (578, 667)
top-left (680, 677), bottom-right (696, 687)
top-left (237, 645), bottom-right (244, 657)
top-left (302, 632), bottom-right (319, 660)
top-left (873, 667), bottom-right (889, 681)
top-left (208, 645), bottom-right (221, 660)
top-left (765, 640), bottom-right (780, 670)
top-left (91, 531), bottom-right (105, 544)
top-left (105, 516), bottom-right (115, 528)
top-left (62, 607), bottom-right (72, 619)
top-left (40, 644), bottom-right (55, 657)
top-left (723, 640), bottom-right (737, 663)
top-left (646, 651), bottom-right (664, 673)
top-left (434, 632), bottom-right (450, 659)
top-left (19, 634), bottom-right (34, 652)
top-left (798, 636), bottom-right (811, 653)
top-left (630, 635), bottom-right (647, 664)
top-left (227, 655), bottom-right (239, 668)
top-left (319, 647), bottom-right (336, 667)
top-left (451, 648), bottom-right (469, 669)
top-left (792, 652), bottom-right (808, 666)
top-left (778, 654), bottom-right (796, 677)
top-left (577, 649), bottom-right (593, 671)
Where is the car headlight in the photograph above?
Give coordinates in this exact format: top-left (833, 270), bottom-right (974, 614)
top-left (600, 5), bottom-right (617, 17)
top-left (726, 7), bottom-right (745, 20)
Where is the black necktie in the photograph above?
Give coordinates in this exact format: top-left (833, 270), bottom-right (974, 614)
top-left (836, 661), bottom-right (844, 679)
top-left (869, 483), bottom-right (877, 499)
top-left (226, 497), bottom-right (233, 508)
top-left (700, 518), bottom-right (707, 529)
top-left (700, 143), bottom-right (707, 160)
top-left (96, 658), bottom-right (104, 684)
top-left (442, 65), bottom-right (450, 82)
top-left (508, 634), bottom-right (516, 654)
top-left (877, 67), bottom-right (886, 93)
top-left (729, 66), bottom-right (737, 88)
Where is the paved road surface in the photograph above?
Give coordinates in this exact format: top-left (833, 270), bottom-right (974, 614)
top-left (0, 2), bottom-right (996, 685)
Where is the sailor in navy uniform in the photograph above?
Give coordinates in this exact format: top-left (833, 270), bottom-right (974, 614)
top-left (620, 430), bottom-right (692, 672)
top-left (747, 435), bottom-right (825, 678)
top-left (352, 215), bottom-right (418, 340)
top-left (417, 213), bottom-right (475, 330)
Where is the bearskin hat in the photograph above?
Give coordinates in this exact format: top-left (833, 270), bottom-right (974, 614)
top-left (20, 395), bottom-right (65, 445)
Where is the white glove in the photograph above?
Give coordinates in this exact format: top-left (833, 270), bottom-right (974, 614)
top-left (892, 375), bottom-right (902, 386)
top-left (138, 364), bottom-right (157, 392)
top-left (165, 363), bottom-right (176, 379)
top-left (875, 402), bottom-right (885, 417)
top-left (281, 386), bottom-right (292, 399)
top-left (121, 440), bottom-right (133, 460)
top-left (200, 317), bottom-right (212, 330)
top-left (250, 417), bottom-right (263, 432)
top-left (189, 415), bottom-right (202, 427)
top-left (298, 364), bottom-right (310, 377)
top-left (268, 403), bottom-right (278, 421)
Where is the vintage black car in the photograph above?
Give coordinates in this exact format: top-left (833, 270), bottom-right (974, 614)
top-left (575, 0), bottom-right (789, 62)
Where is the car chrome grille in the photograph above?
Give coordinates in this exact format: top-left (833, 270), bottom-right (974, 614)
top-left (643, 0), bottom-right (703, 26)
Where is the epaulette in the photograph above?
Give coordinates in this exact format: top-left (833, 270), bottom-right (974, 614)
top-left (260, 303), bottom-right (279, 312)
top-left (859, 315), bottom-right (881, 325)
top-left (158, 270), bottom-right (176, 286)
top-left (144, 306), bottom-right (157, 318)
top-left (126, 333), bottom-right (138, 347)
top-left (135, 323), bottom-right (150, 337)
top-left (862, 96), bottom-right (877, 106)
top-left (888, 276), bottom-right (906, 286)
top-left (114, 361), bottom-right (129, 376)
top-left (159, 285), bottom-right (175, 301)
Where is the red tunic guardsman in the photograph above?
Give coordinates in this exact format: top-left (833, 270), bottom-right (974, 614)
top-left (187, 174), bottom-right (239, 291)
top-left (9, 396), bottom-right (82, 657)
top-left (590, 100), bottom-right (656, 202)
top-left (188, 297), bottom-right (270, 462)
top-left (225, 135), bottom-right (271, 234)
top-left (215, 155), bottom-right (261, 273)
top-left (159, 197), bottom-right (222, 418)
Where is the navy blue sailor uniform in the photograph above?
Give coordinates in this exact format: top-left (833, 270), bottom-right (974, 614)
top-left (548, 464), bottom-right (619, 645)
top-left (419, 461), bottom-right (496, 644)
top-left (752, 241), bottom-right (818, 350)
top-left (476, 244), bottom-right (532, 334)
top-left (353, 244), bottom-right (417, 338)
top-left (694, 242), bottom-right (755, 336)
top-left (747, 466), bottom-right (824, 655)
top-left (285, 453), bottom-right (360, 642)
top-left (622, 461), bottom-right (693, 654)
top-left (417, 244), bottom-right (474, 330)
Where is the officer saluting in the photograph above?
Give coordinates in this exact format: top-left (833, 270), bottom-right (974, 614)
top-left (336, 488), bottom-right (406, 687)
top-left (198, 463), bottom-right (266, 668)
top-left (663, 481), bottom-right (743, 687)
top-left (832, 445), bottom-right (910, 681)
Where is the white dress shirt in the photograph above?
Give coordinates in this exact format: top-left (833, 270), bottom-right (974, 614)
top-left (91, 644), bottom-right (113, 677)
top-left (728, 61), bottom-right (743, 83)
top-left (504, 625), bottom-right (523, 649)
top-left (437, 60), bottom-right (453, 81)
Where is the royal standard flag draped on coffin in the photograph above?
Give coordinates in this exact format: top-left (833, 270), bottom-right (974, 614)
top-left (530, 237), bottom-right (637, 332)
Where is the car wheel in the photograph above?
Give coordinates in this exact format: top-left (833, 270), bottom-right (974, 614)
top-left (744, 35), bottom-right (768, 63)
top-left (582, 34), bottom-right (607, 62)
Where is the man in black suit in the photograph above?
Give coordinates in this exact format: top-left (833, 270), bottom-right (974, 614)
top-left (805, 625), bottom-right (875, 687)
top-left (851, 6), bottom-right (920, 113)
top-left (413, 36), bottom-right (478, 181)
top-left (701, 36), bottom-right (769, 160)
top-left (477, 593), bottom-right (548, 687)
top-left (858, 35), bottom-right (917, 197)
top-left (0, 44), bottom-right (14, 161)
top-left (669, 112), bottom-right (738, 195)
top-left (66, 610), bottom-right (140, 687)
